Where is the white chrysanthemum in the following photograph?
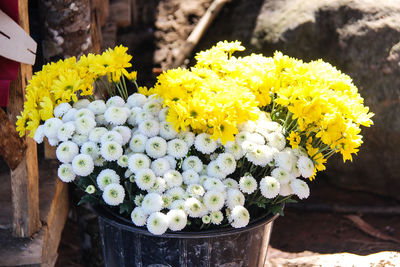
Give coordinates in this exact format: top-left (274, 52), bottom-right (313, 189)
top-left (88, 100), bottom-right (107, 115)
top-left (237, 121), bottom-right (257, 132)
top-left (159, 121), bottom-right (177, 140)
top-left (149, 177), bottom-right (167, 194)
top-left (290, 164), bottom-right (301, 178)
top-left (101, 131), bottom-right (123, 145)
top-left (96, 169), bottom-right (120, 190)
top-left (125, 169), bottom-right (133, 179)
top-left (146, 137), bottom-right (167, 158)
top-left (216, 153), bottom-right (236, 175)
top-left (143, 99), bottom-right (162, 116)
top-left (223, 178), bottom-right (239, 189)
top-left (177, 131), bottom-right (195, 147)
top-left (103, 184), bottom-right (125, 206)
top-left (57, 122), bottom-right (75, 141)
top-left (47, 137), bottom-right (59, 146)
top-left (203, 178), bottom-right (225, 192)
top-left (260, 176), bottom-right (280, 198)
top-left (111, 126), bottom-right (131, 145)
top-left (56, 141), bottom-right (79, 163)
top-left (33, 125), bottom-right (45, 144)
top-left (100, 141), bottom-right (123, 161)
top-left (203, 190), bottom-right (225, 212)
top-left (75, 116), bottom-right (96, 135)
top-left (241, 140), bottom-right (257, 153)
top-left (224, 141), bottom-right (244, 160)
top-left (293, 147), bottom-right (308, 158)
top-left (151, 158), bottom-right (170, 176)
top-left (80, 141), bottom-right (99, 159)
top-left (199, 175), bottom-right (209, 185)
top-left (54, 102), bottom-right (72, 118)
top-left (170, 199), bottom-right (185, 210)
top-left (235, 131), bottom-right (251, 145)
top-left (202, 215), bottom-right (211, 224)
top-left (134, 194), bottom-right (145, 206)
top-left (163, 193), bottom-right (172, 209)
top-left (275, 150), bottom-right (296, 171)
top-left (85, 185), bottom-right (96, 194)
top-left (139, 119), bottom-right (160, 137)
top-left (73, 99), bottom-right (90, 109)
top-left (129, 134), bottom-right (148, 153)
top-left (44, 118), bottom-right (63, 139)
top-left (135, 168), bottom-right (156, 190)
top-left (163, 170), bottom-right (183, 187)
top-left (104, 106), bottom-right (128, 125)
top-left (141, 193), bottom-right (164, 214)
top-left (279, 183), bottom-right (293, 196)
top-left (74, 108), bottom-right (95, 120)
top-left (271, 167), bottom-right (293, 185)
top-left (210, 210), bottom-right (223, 225)
top-left (94, 155), bottom-right (105, 167)
top-left (182, 156), bottom-right (203, 173)
top-left (167, 139), bottom-right (189, 159)
top-left (184, 197), bottom-right (205, 218)
top-left (127, 107), bottom-right (142, 126)
top-left (72, 154), bottom-right (94, 176)
top-left (206, 161), bottom-right (226, 179)
top-left (71, 133), bottom-right (88, 146)
top-left (194, 133), bottom-right (217, 154)
top-left (162, 155), bottom-right (176, 170)
top-left (158, 107), bottom-right (169, 121)
top-left (147, 212), bottom-right (169, 235)
top-left (95, 114), bottom-right (107, 125)
top-left (297, 156), bottom-right (314, 178)
top-left (62, 108), bottom-right (77, 122)
top-left (117, 155), bottom-right (129, 167)
top-left (226, 189), bottom-right (245, 209)
top-left (246, 145), bottom-right (274, 167)
top-left (248, 133), bottom-right (265, 145)
top-left (131, 207), bottom-right (147, 226)
top-left (127, 93), bottom-right (147, 107)
top-left (267, 132), bottom-right (286, 151)
top-left (167, 209), bottom-right (187, 231)
top-left (239, 175), bottom-right (257, 194)
top-left (290, 179), bottom-right (310, 199)
top-left (128, 153), bottom-right (151, 172)
top-left (57, 163), bottom-right (76, 182)
top-left (135, 110), bottom-right (154, 124)
top-left (166, 187), bottom-right (185, 202)
top-left (259, 121), bottom-right (281, 133)
top-left (106, 96), bottom-right (125, 107)
top-left (186, 184), bottom-right (205, 197)
top-left (230, 206), bottom-right (250, 228)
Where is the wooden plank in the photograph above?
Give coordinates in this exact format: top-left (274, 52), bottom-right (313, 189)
top-left (91, 0), bottom-right (110, 26)
top-left (7, 0), bottom-right (41, 238)
top-left (109, 0), bottom-right (131, 27)
top-left (44, 139), bottom-right (57, 159)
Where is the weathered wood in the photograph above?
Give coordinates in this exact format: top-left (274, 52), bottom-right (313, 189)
top-left (7, 0), bottom-right (41, 238)
top-left (109, 0), bottom-right (131, 27)
top-left (0, 108), bottom-right (26, 170)
top-left (91, 0), bottom-right (110, 26)
top-left (44, 139), bottom-right (57, 159)
top-left (90, 0), bottom-right (103, 54)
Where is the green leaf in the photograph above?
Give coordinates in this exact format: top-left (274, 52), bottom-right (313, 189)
top-left (119, 201), bottom-right (133, 215)
top-left (271, 204), bottom-right (285, 216)
top-left (78, 194), bottom-right (99, 206)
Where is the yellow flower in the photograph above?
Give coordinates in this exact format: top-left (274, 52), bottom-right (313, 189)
top-left (287, 131), bottom-right (301, 149)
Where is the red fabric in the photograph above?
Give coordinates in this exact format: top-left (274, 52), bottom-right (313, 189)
top-left (0, 0), bottom-right (20, 107)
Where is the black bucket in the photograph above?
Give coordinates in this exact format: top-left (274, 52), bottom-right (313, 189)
top-left (95, 206), bottom-right (278, 267)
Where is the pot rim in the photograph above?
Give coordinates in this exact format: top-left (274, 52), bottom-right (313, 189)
top-left (94, 205), bottom-right (279, 238)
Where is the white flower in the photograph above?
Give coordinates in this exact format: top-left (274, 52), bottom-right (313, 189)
top-left (158, 107), bottom-right (169, 121)
top-left (147, 212), bottom-right (169, 235)
top-left (85, 185), bottom-right (96, 194)
top-left (143, 99), bottom-right (162, 116)
top-left (199, 175), bottom-right (209, 185)
top-left (88, 100), bottom-right (107, 115)
top-left (241, 140), bottom-right (256, 153)
top-left (88, 127), bottom-right (107, 143)
top-left (167, 209), bottom-right (187, 231)
top-left (106, 96), bottom-right (125, 107)
top-left (57, 122), bottom-right (75, 141)
top-left (57, 163), bottom-right (76, 182)
top-left (297, 156), bottom-right (314, 178)
top-left (151, 158), bottom-right (170, 176)
top-left (203, 178), bottom-right (225, 192)
top-left (135, 110), bottom-right (154, 124)
top-left (248, 133), bottom-right (265, 145)
top-left (111, 126), bottom-right (131, 145)
top-left (71, 133), bottom-right (88, 146)
top-left (135, 168), bottom-right (156, 190)
top-left (206, 161), bottom-right (226, 179)
top-left (177, 131), bottom-right (195, 147)
top-left (246, 145), bottom-right (274, 167)
top-left (128, 153), bottom-right (151, 172)
top-left (94, 155), bottom-right (105, 167)
top-left (56, 141), bottom-right (79, 163)
top-left (167, 139), bottom-right (189, 159)
top-left (103, 184), bottom-right (125, 206)
top-left (216, 153), bottom-right (236, 175)
top-left (96, 169), bottom-right (120, 190)
top-left (142, 193), bottom-right (164, 214)
top-left (149, 177), bottom-right (167, 194)
top-left (279, 183), bottom-right (293, 196)
top-left (226, 189), bottom-right (245, 209)
top-left (73, 99), bottom-right (90, 109)
top-left (74, 108), bottom-right (95, 120)
top-left (127, 93), bottom-right (147, 107)
top-left (62, 108), bottom-right (77, 122)
top-left (275, 150), bottom-right (296, 171)
top-left (290, 179), bottom-right (310, 199)
top-left (146, 137), bottom-right (167, 158)
top-left (182, 156), bottom-right (203, 173)
top-left (223, 178), bottom-right (239, 189)
top-left (170, 199), bottom-right (185, 210)
top-left (95, 114), bottom-right (107, 126)
top-left (162, 194), bottom-right (171, 209)
top-left (293, 147), bottom-right (307, 158)
top-left (182, 170), bottom-right (200, 185)
top-left (267, 132), bottom-right (286, 151)
top-left (202, 215), bottom-right (211, 224)
top-left (33, 125), bottom-right (45, 144)
top-left (230, 206), bottom-right (250, 228)
top-left (235, 131), bottom-right (251, 145)
top-left (167, 187), bottom-right (185, 201)
top-left (100, 141), bottom-right (123, 161)
top-left (134, 194), bottom-right (145, 206)
top-left (159, 121), bottom-right (177, 140)
top-left (131, 207), bottom-right (147, 226)
top-left (224, 142), bottom-right (244, 160)
top-left (260, 176), bottom-right (280, 198)
top-left (127, 107), bottom-right (142, 126)
top-left (139, 119), bottom-right (160, 137)
top-left (72, 154), bottom-right (94, 176)
top-left (210, 210), bottom-right (223, 225)
top-left (162, 155), bottom-right (177, 169)
top-left (184, 197), bottom-right (205, 218)
top-left (203, 190), bottom-right (225, 212)
top-left (239, 175), bottom-right (257, 194)
top-left (75, 116), bottom-right (96, 135)
top-left (48, 137), bottom-right (59, 146)
top-left (104, 106), bottom-right (128, 125)
top-left (186, 184), bottom-right (205, 197)
top-left (44, 118), bottom-right (63, 138)
top-left (238, 121), bottom-right (257, 132)
top-left (80, 141), bottom-right (99, 159)
top-left (163, 170), bottom-right (183, 187)
top-left (117, 155), bottom-right (129, 168)
top-left (194, 133), bottom-right (217, 154)
top-left (129, 134), bottom-right (148, 153)
top-left (54, 102), bottom-right (72, 118)
top-left (271, 167), bottom-right (293, 184)
top-left (100, 130), bottom-right (124, 145)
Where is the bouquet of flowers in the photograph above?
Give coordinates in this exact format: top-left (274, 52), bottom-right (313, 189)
top-left (16, 42), bottom-right (373, 235)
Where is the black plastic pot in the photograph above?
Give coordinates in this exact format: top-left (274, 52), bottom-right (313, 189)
top-left (95, 206), bottom-right (278, 267)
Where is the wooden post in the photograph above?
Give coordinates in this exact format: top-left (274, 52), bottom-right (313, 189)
top-left (7, 0), bottom-right (41, 237)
